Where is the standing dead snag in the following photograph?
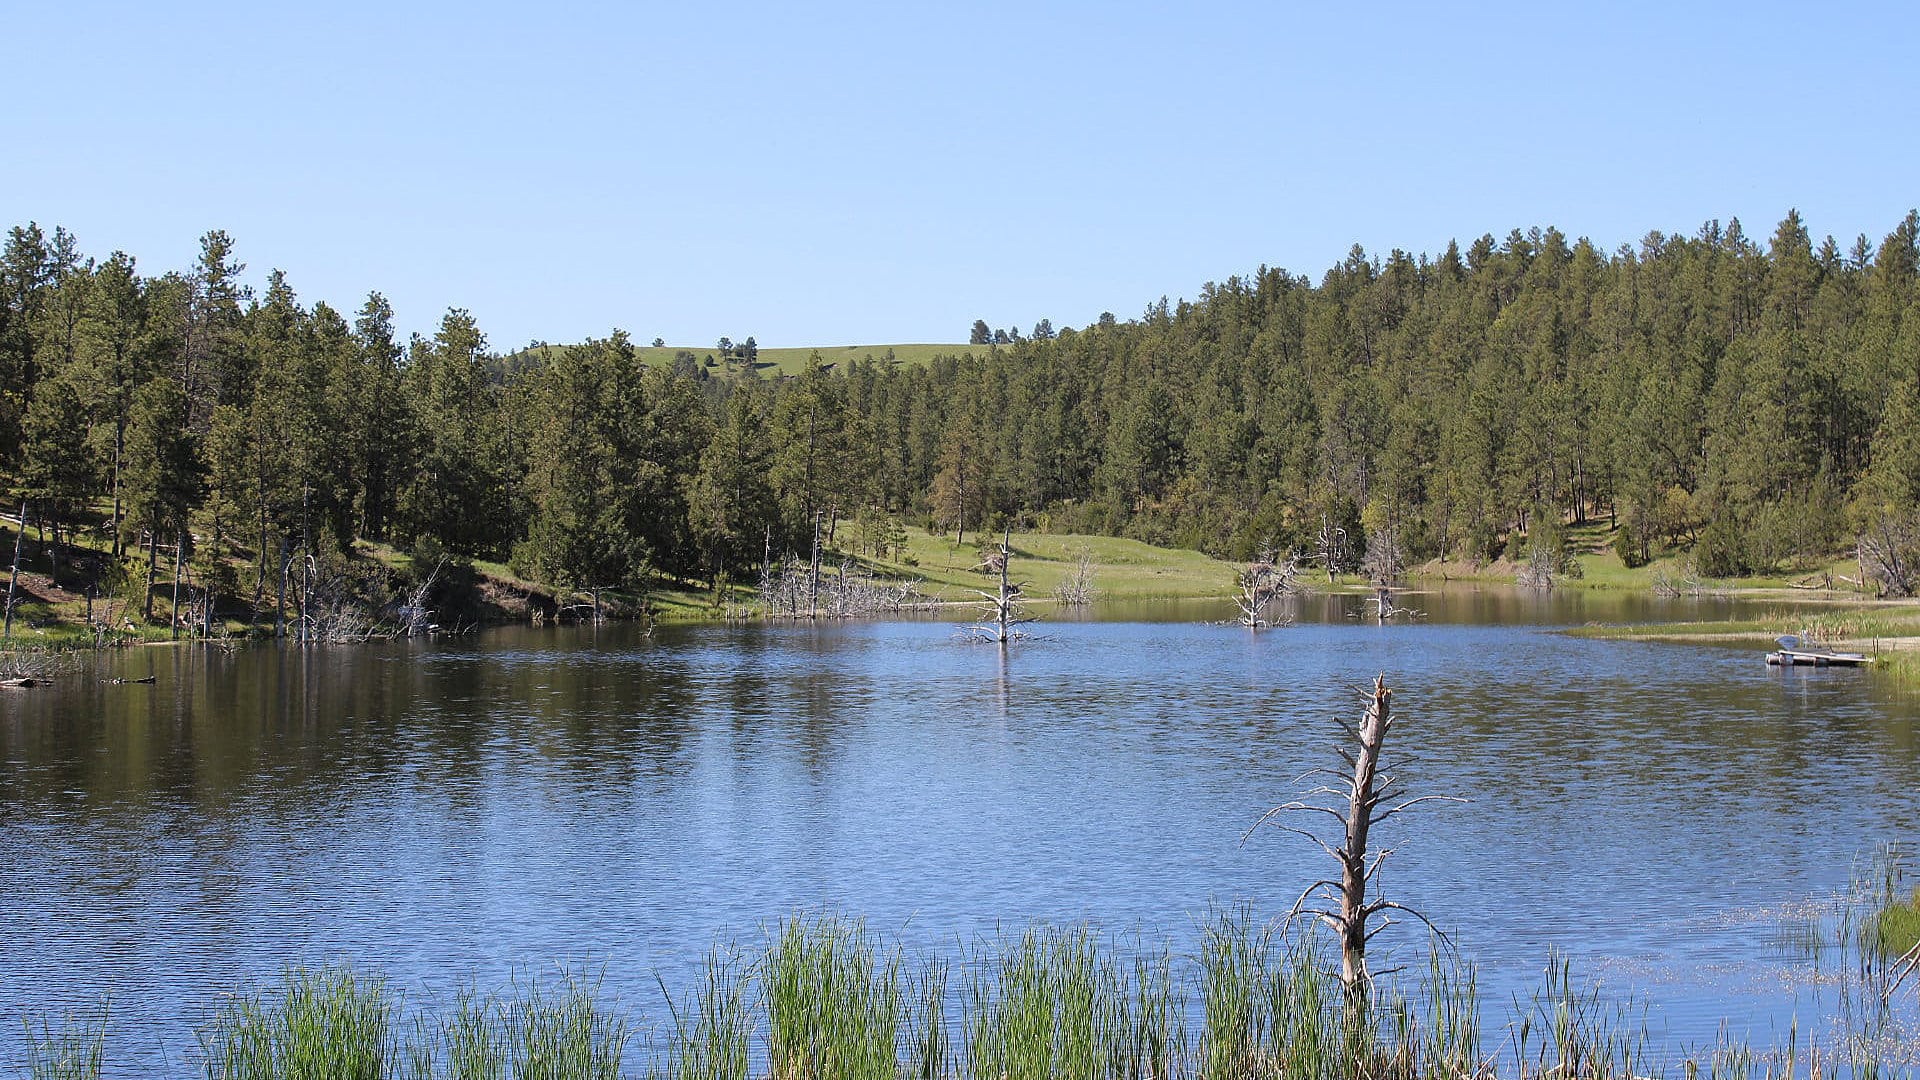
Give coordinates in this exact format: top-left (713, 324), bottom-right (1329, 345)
top-left (964, 528), bottom-right (1037, 643)
top-left (1235, 549), bottom-right (1299, 628)
top-left (1251, 675), bottom-right (1460, 1001)
top-left (1315, 513), bottom-right (1351, 584)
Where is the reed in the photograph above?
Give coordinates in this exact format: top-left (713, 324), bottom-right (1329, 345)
top-left (1196, 906), bottom-right (1275, 1079)
top-left (1508, 953), bottom-right (1649, 1080)
top-left (200, 966), bottom-right (393, 1080)
top-left (24, 913), bottom-right (1919, 1080)
top-left (18, 1007), bottom-right (106, 1080)
top-left (441, 984), bottom-right (510, 1080)
top-left (759, 915), bottom-right (902, 1080)
top-left (501, 970), bottom-right (627, 1080)
top-left (658, 946), bottom-right (751, 1080)
top-left (962, 925), bottom-right (1137, 1080)
top-left (906, 953), bottom-right (951, 1080)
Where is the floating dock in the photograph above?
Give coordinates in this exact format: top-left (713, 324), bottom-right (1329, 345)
top-left (1766, 635), bottom-right (1871, 667)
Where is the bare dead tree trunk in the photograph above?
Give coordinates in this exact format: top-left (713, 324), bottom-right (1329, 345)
top-left (809, 514), bottom-right (822, 619)
top-left (1255, 675), bottom-right (1460, 1006)
top-left (1235, 549), bottom-right (1298, 627)
top-left (275, 538), bottom-right (289, 640)
top-left (998, 530), bottom-right (1012, 642)
top-left (1337, 678), bottom-right (1388, 994)
top-left (3, 498), bottom-right (24, 638)
top-left (170, 532), bottom-right (184, 640)
top-left (45, 506), bottom-right (62, 590)
top-left (144, 528), bottom-right (158, 622)
top-left (968, 529), bottom-right (1035, 643)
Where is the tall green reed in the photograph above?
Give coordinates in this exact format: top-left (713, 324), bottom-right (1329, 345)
top-left (658, 946), bottom-right (751, 1080)
top-left (201, 966), bottom-right (393, 1080)
top-left (759, 915), bottom-right (902, 1080)
top-left (502, 970), bottom-right (627, 1080)
top-left (18, 1006), bottom-right (106, 1080)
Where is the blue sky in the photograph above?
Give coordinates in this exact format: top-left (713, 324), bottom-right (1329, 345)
top-left (9, 2), bottom-right (1916, 349)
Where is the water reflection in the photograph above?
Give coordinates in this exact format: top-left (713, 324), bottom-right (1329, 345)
top-left (1, 587), bottom-right (1915, 1074)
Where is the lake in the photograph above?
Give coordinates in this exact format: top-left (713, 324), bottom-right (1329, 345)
top-left (3, 587), bottom-right (1917, 1074)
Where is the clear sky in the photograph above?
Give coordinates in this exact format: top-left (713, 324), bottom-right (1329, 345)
top-left (8, 1), bottom-right (1916, 350)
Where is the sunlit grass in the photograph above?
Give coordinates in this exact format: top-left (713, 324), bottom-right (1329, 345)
top-left (200, 966), bottom-right (393, 1080)
top-left (24, 910), bottom-right (1920, 1080)
top-left (18, 1005), bottom-right (106, 1080)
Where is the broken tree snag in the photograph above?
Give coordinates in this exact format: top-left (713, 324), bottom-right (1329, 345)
top-left (964, 528), bottom-right (1037, 643)
top-left (1235, 548), bottom-right (1299, 628)
top-left (1251, 674), bottom-right (1461, 1005)
top-left (1315, 512), bottom-right (1350, 584)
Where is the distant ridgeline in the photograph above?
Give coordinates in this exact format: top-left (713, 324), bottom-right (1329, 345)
top-left (3, 210), bottom-right (1920, 615)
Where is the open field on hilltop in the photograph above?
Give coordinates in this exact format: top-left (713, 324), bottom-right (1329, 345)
top-left (655, 342), bottom-right (972, 376)
top-left (514, 342), bottom-right (979, 378)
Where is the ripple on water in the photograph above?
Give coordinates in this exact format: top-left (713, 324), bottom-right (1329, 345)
top-left (1, 594), bottom-right (1917, 1074)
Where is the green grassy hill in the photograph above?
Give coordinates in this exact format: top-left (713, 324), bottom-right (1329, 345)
top-left (513, 342), bottom-right (978, 379)
top-left (654, 342), bottom-right (971, 377)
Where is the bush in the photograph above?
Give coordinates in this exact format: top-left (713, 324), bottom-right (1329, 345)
top-left (1612, 521), bottom-right (1650, 568)
top-left (1693, 514), bottom-right (1748, 578)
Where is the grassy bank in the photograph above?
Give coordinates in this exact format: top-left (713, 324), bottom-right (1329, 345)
top-left (1563, 599), bottom-right (1920, 692)
top-left (0, 515), bottom-right (1245, 645)
top-left (1414, 520), bottom-right (1865, 596)
top-left (15, 911), bottom-right (1915, 1080)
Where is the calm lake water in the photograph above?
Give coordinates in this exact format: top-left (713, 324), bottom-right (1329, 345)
top-left (3, 587), bottom-right (1918, 1073)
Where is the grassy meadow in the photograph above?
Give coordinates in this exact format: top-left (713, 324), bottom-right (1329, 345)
top-left (516, 342), bottom-right (977, 379)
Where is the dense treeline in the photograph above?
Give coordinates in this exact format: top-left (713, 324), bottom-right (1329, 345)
top-left (4, 209), bottom-right (1920, 629)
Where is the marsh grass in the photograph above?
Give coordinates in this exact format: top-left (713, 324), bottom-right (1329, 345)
top-left (1508, 953), bottom-right (1650, 1080)
top-left (962, 924), bottom-right (1170, 1080)
top-left (433, 984), bottom-right (509, 1080)
top-left (501, 971), bottom-right (627, 1080)
top-left (34, 913), bottom-right (1920, 1080)
top-left (760, 915), bottom-right (903, 1080)
top-left (658, 946), bottom-right (751, 1080)
top-left (1880, 890), bottom-right (1920, 959)
top-left (201, 966), bottom-right (393, 1080)
top-left (18, 1006), bottom-right (106, 1080)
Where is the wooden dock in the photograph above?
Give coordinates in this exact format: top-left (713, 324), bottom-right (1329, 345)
top-left (1766, 635), bottom-right (1871, 667)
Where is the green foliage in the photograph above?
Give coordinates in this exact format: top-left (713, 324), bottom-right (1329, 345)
top-left (761, 916), bottom-right (902, 1080)
top-left (1878, 888), bottom-right (1920, 958)
top-left (1694, 512), bottom-right (1749, 578)
top-left (10, 207), bottom-right (1920, 624)
top-left (200, 966), bottom-right (393, 1080)
top-left (510, 334), bottom-right (672, 592)
top-left (19, 1005), bottom-right (106, 1080)
top-left (660, 947), bottom-right (750, 1080)
top-left (1611, 521), bottom-right (1649, 568)
top-left (14, 914), bottom-right (1920, 1079)
top-left (500, 971), bottom-right (627, 1080)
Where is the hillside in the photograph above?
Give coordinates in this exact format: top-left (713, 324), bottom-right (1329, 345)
top-left (515, 342), bottom-right (975, 378)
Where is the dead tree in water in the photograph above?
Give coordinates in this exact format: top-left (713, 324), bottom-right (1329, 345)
top-left (1235, 549), bottom-right (1298, 628)
top-left (1315, 513), bottom-right (1350, 584)
top-left (3, 498), bottom-right (24, 638)
top-left (964, 528), bottom-right (1036, 643)
top-left (1250, 675), bottom-right (1460, 1001)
